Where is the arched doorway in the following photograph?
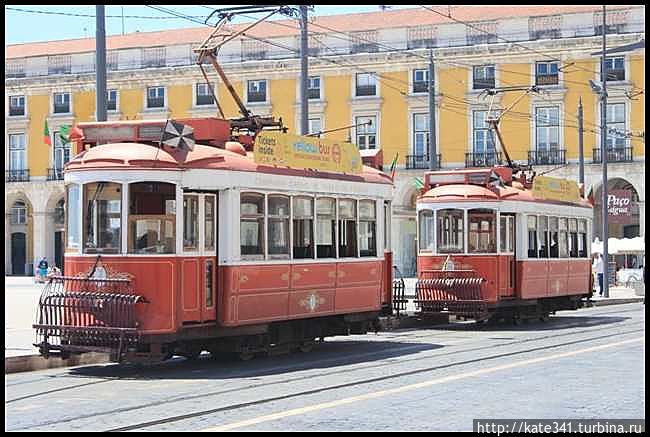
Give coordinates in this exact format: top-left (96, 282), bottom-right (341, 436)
top-left (593, 178), bottom-right (640, 240)
top-left (11, 233), bottom-right (26, 275)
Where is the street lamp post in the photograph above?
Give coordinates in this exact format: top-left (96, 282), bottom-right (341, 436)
top-left (600, 5), bottom-right (609, 298)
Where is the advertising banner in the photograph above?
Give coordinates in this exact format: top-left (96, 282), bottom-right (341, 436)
top-left (254, 131), bottom-right (362, 174)
top-left (608, 189), bottom-right (633, 224)
top-left (531, 175), bottom-right (581, 203)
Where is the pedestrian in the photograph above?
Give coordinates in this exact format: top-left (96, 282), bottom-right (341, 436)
top-left (37, 257), bottom-right (49, 283)
top-left (592, 253), bottom-right (604, 296)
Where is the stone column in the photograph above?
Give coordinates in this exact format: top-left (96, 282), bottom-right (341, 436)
top-left (639, 201), bottom-right (645, 238)
top-left (31, 212), bottom-right (49, 274)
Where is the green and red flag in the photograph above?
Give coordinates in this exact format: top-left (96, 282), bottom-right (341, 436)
top-left (414, 177), bottom-right (424, 190)
top-left (58, 124), bottom-right (71, 143)
top-left (43, 120), bottom-right (52, 146)
top-left (389, 152), bottom-right (399, 181)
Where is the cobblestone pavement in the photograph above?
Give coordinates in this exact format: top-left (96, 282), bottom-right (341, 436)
top-left (6, 302), bottom-right (644, 432)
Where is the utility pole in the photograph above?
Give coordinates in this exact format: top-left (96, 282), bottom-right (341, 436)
top-left (428, 50), bottom-right (437, 169)
top-left (601, 5), bottom-right (609, 298)
top-left (299, 5), bottom-right (309, 135)
top-left (121, 6), bottom-right (125, 35)
top-left (578, 97), bottom-right (584, 186)
top-left (96, 5), bottom-right (107, 122)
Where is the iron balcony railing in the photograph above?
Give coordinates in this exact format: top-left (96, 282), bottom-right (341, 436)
top-left (355, 85), bottom-right (377, 97)
top-left (528, 149), bottom-right (566, 165)
top-left (535, 74), bottom-right (559, 86)
top-left (592, 147), bottom-right (633, 163)
top-left (405, 154), bottom-right (441, 170)
top-left (6, 169), bottom-right (30, 182)
top-left (465, 152), bottom-right (501, 168)
top-left (47, 168), bottom-right (65, 181)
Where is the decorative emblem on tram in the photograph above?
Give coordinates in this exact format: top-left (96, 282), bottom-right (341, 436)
top-left (300, 292), bottom-right (326, 312)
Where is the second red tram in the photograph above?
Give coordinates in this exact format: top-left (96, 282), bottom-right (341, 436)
top-left (413, 167), bottom-right (593, 322)
top-left (33, 118), bottom-right (394, 362)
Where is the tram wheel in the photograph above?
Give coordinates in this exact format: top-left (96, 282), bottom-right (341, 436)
top-left (238, 351), bottom-right (255, 361)
top-left (299, 340), bottom-right (315, 353)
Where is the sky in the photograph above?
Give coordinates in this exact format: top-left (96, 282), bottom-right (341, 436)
top-left (5, 5), bottom-right (418, 45)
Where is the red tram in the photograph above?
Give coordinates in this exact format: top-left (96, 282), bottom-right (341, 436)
top-left (33, 117), bottom-right (394, 362)
top-left (413, 167), bottom-right (593, 322)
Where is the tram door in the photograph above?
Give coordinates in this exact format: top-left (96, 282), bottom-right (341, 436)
top-left (181, 192), bottom-right (218, 323)
top-left (499, 214), bottom-right (516, 297)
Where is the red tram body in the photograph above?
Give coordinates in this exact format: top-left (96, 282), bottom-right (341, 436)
top-left (413, 167), bottom-right (593, 322)
top-left (34, 118), bottom-right (394, 362)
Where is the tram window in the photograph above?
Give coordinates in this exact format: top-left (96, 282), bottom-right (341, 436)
top-left (240, 192), bottom-right (265, 258)
top-left (499, 214), bottom-right (514, 253)
top-left (205, 260), bottom-right (214, 308)
top-left (83, 182), bottom-right (121, 254)
top-left (66, 184), bottom-right (81, 249)
top-left (384, 201), bottom-right (391, 251)
top-left (128, 182), bottom-right (176, 254)
top-left (359, 200), bottom-right (377, 257)
top-left (538, 216), bottom-right (549, 258)
top-left (468, 209), bottom-right (496, 253)
top-left (569, 218), bottom-right (579, 258)
top-left (558, 217), bottom-right (568, 258)
top-left (338, 199), bottom-right (358, 257)
top-left (268, 195), bottom-right (290, 258)
top-left (293, 196), bottom-right (314, 259)
top-left (205, 196), bottom-right (215, 252)
top-left (578, 219), bottom-right (588, 257)
top-left (437, 209), bottom-right (464, 253)
top-left (549, 217), bottom-right (559, 258)
top-left (183, 195), bottom-right (199, 251)
top-left (316, 198), bottom-right (336, 258)
top-left (419, 210), bottom-right (435, 252)
top-left (527, 215), bottom-right (538, 258)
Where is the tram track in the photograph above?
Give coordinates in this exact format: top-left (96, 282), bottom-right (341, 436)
top-left (8, 308), bottom-right (643, 431)
top-left (6, 306), bottom-right (642, 406)
top-left (105, 326), bottom-right (646, 432)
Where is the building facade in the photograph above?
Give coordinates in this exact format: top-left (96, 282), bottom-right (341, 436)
top-left (5, 5), bottom-right (645, 276)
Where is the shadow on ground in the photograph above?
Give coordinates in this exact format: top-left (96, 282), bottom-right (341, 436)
top-left (67, 339), bottom-right (442, 380)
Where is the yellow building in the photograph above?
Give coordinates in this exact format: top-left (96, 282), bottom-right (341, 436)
top-left (5, 5), bottom-right (645, 275)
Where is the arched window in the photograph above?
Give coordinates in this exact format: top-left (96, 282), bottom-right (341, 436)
top-left (11, 200), bottom-right (27, 225)
top-left (54, 199), bottom-right (65, 225)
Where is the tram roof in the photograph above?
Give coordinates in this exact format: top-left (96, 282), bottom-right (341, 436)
top-left (65, 141), bottom-right (393, 185)
top-left (418, 183), bottom-right (592, 209)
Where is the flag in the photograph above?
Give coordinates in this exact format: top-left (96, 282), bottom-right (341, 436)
top-left (161, 120), bottom-right (195, 150)
top-left (58, 124), bottom-right (71, 143)
top-left (389, 152), bottom-right (398, 181)
top-left (44, 120), bottom-right (52, 147)
top-left (587, 186), bottom-right (594, 206)
top-left (414, 177), bottom-right (424, 190)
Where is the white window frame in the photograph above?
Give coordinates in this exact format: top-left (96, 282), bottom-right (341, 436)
top-left (308, 76), bottom-right (322, 100)
top-left (472, 65), bottom-right (496, 90)
top-left (11, 201), bottom-right (28, 225)
top-left (145, 86), bottom-right (167, 110)
top-left (106, 89), bottom-right (119, 112)
top-left (354, 72), bottom-right (378, 98)
top-left (8, 132), bottom-right (27, 171)
top-left (308, 117), bottom-right (323, 137)
top-left (534, 106), bottom-right (561, 152)
top-left (8, 95), bottom-right (26, 117)
top-left (411, 68), bottom-right (429, 94)
top-left (354, 114), bottom-right (379, 150)
top-left (52, 92), bottom-right (72, 115)
top-left (194, 82), bottom-right (217, 107)
top-left (245, 79), bottom-right (269, 105)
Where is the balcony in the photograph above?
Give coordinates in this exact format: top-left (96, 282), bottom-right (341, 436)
top-left (308, 88), bottom-right (321, 100)
top-left (473, 79), bottom-right (495, 90)
top-left (355, 85), bottom-right (377, 97)
top-left (465, 152), bottom-right (502, 168)
top-left (6, 170), bottom-right (30, 182)
top-left (9, 106), bottom-right (25, 116)
top-left (535, 74), bottom-right (559, 86)
top-left (528, 149), bottom-right (566, 166)
top-left (592, 147), bottom-right (633, 163)
top-left (53, 104), bottom-right (70, 114)
top-left (412, 81), bottom-right (428, 94)
top-left (405, 154), bottom-right (441, 170)
top-left (605, 69), bottom-right (625, 81)
top-left (47, 168), bottom-right (65, 181)
top-left (247, 92), bottom-right (267, 103)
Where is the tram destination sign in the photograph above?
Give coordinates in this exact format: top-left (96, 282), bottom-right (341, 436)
top-left (254, 131), bottom-right (362, 174)
top-left (532, 175), bottom-right (581, 203)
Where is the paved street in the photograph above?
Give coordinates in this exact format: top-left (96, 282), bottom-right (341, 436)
top-left (6, 302), bottom-right (644, 432)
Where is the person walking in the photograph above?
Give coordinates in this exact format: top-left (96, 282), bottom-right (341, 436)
top-left (592, 253), bottom-right (604, 296)
top-left (37, 257), bottom-right (49, 283)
